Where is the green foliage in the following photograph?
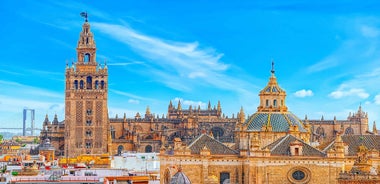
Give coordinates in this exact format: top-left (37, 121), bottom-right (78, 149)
top-left (11, 171), bottom-right (18, 176)
top-left (33, 137), bottom-right (39, 144)
top-left (15, 138), bottom-right (21, 143)
top-left (0, 134), bottom-right (3, 143)
top-left (0, 165), bottom-right (6, 173)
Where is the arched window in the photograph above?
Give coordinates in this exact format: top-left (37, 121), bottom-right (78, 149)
top-left (211, 127), bottom-right (224, 138)
top-left (316, 127), bottom-right (325, 136)
top-left (266, 100), bottom-right (269, 107)
top-left (95, 81), bottom-right (99, 89)
top-left (281, 100), bottom-right (284, 106)
top-left (80, 80), bottom-right (84, 89)
top-left (100, 81), bottom-right (105, 89)
top-left (74, 80), bottom-right (78, 90)
top-left (84, 53), bottom-right (90, 63)
top-left (117, 145), bottom-right (124, 155)
top-left (145, 145), bottom-right (152, 153)
top-left (220, 172), bottom-right (230, 184)
top-left (86, 76), bottom-right (92, 89)
top-left (273, 99), bottom-right (277, 107)
top-left (345, 127), bottom-right (354, 135)
top-left (86, 38), bottom-right (89, 44)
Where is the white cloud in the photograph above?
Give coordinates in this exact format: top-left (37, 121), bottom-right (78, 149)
top-left (128, 99), bottom-right (140, 104)
top-left (361, 25), bottom-right (380, 38)
top-left (92, 22), bottom-right (256, 95)
top-left (375, 94), bottom-right (380, 105)
top-left (294, 89), bottom-right (313, 98)
top-left (173, 97), bottom-right (206, 109)
top-left (329, 87), bottom-right (369, 99)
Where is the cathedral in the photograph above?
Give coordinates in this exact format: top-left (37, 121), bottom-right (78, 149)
top-left (39, 18), bottom-right (237, 157)
top-left (38, 16), bottom-right (380, 184)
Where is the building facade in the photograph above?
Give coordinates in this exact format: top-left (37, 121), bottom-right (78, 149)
top-left (160, 69), bottom-right (380, 184)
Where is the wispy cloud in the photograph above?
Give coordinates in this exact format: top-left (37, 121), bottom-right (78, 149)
top-left (0, 69), bottom-right (24, 76)
top-left (374, 94), bottom-right (380, 105)
top-left (0, 80), bottom-right (62, 99)
top-left (128, 99), bottom-right (140, 104)
top-left (110, 89), bottom-right (155, 102)
top-left (173, 97), bottom-right (207, 108)
top-left (107, 61), bottom-right (145, 66)
top-left (294, 89), bottom-right (313, 98)
top-left (307, 56), bottom-right (340, 73)
top-left (92, 22), bottom-right (256, 94)
top-left (361, 25), bottom-right (380, 38)
top-left (329, 85), bottom-right (369, 99)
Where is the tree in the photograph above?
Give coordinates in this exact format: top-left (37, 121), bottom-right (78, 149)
top-left (33, 137), bottom-right (39, 144)
top-left (0, 134), bottom-right (3, 143)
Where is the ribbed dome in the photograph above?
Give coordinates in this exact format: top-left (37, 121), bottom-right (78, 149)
top-left (170, 170), bottom-right (191, 184)
top-left (244, 112), bottom-right (307, 132)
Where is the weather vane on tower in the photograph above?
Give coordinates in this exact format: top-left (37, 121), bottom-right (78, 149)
top-left (80, 12), bottom-right (88, 22)
top-left (271, 60), bottom-right (275, 74)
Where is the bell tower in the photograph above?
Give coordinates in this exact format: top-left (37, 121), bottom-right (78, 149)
top-left (65, 14), bottom-right (109, 157)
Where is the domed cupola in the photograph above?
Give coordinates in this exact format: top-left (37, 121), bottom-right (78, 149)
top-left (257, 61), bottom-right (287, 112)
top-left (243, 62), bottom-right (307, 133)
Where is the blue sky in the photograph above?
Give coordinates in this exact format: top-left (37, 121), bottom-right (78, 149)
top-left (1, 1), bottom-right (380, 132)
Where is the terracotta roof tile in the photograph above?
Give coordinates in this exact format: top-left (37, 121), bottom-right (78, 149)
top-left (188, 134), bottom-right (238, 155)
top-left (341, 135), bottom-right (380, 156)
top-left (263, 134), bottom-right (326, 157)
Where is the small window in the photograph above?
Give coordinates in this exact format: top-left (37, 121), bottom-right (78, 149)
top-left (86, 130), bottom-right (92, 137)
top-left (86, 76), bottom-right (92, 89)
top-left (95, 81), bottom-right (99, 89)
top-left (220, 172), bottom-right (230, 184)
top-left (100, 81), bottom-right (105, 89)
top-left (87, 109), bottom-right (92, 115)
top-left (84, 53), bottom-right (90, 63)
top-left (273, 100), bottom-right (277, 107)
top-left (295, 148), bottom-right (299, 156)
top-left (86, 120), bottom-right (92, 126)
top-left (74, 80), bottom-right (78, 89)
top-left (145, 145), bottom-right (152, 153)
top-left (85, 142), bottom-right (92, 149)
top-left (80, 80), bottom-right (84, 89)
top-left (266, 100), bottom-right (269, 107)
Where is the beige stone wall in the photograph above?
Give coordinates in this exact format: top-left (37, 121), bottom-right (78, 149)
top-left (160, 154), bottom-right (355, 184)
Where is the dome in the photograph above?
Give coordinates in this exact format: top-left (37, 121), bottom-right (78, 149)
top-left (170, 170), bottom-right (191, 184)
top-left (244, 112), bottom-right (307, 132)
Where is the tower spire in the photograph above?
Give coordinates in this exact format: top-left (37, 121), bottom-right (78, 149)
top-left (373, 121), bottom-right (378, 134)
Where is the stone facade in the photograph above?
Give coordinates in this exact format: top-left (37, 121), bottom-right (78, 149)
top-left (159, 68), bottom-right (380, 184)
